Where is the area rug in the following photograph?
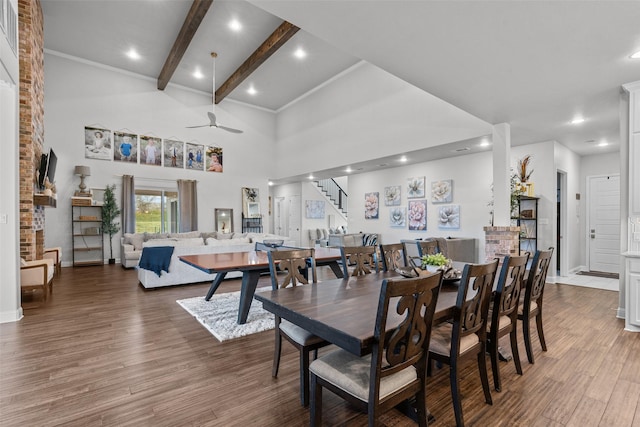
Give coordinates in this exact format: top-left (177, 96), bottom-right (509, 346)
top-left (177, 287), bottom-right (274, 342)
top-left (577, 271), bottom-right (619, 279)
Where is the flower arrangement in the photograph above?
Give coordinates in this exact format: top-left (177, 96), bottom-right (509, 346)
top-left (517, 155), bottom-right (533, 184)
top-left (421, 253), bottom-right (450, 269)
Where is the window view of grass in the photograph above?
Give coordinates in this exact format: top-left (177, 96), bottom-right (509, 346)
top-left (135, 191), bottom-right (178, 234)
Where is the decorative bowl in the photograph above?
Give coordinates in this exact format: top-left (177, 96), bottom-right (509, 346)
top-left (262, 239), bottom-right (284, 248)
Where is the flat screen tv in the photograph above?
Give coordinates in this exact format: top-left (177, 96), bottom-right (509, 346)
top-left (37, 148), bottom-right (57, 190)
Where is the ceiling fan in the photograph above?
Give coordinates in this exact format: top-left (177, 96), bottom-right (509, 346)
top-left (187, 52), bottom-right (243, 134)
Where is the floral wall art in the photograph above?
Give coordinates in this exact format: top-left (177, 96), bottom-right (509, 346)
top-left (408, 200), bottom-right (427, 230)
top-left (438, 205), bottom-right (460, 229)
top-left (389, 207), bottom-right (407, 227)
top-left (431, 179), bottom-right (453, 203)
top-left (364, 192), bottom-right (379, 219)
top-left (384, 185), bottom-right (401, 206)
top-left (407, 177), bottom-right (425, 199)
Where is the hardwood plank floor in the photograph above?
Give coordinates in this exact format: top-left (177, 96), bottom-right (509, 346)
top-left (1, 265), bottom-right (637, 426)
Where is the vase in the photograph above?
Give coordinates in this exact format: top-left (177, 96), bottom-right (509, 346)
top-left (424, 265), bottom-right (439, 273)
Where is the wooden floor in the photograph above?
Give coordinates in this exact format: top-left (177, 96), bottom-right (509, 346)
top-left (1, 265), bottom-right (638, 426)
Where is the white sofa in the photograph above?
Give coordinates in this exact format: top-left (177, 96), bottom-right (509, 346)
top-left (134, 232), bottom-right (294, 288)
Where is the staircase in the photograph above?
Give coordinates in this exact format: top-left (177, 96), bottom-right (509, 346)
top-left (315, 179), bottom-right (348, 216)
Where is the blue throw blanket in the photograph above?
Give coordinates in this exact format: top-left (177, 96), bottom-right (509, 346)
top-left (138, 246), bottom-right (174, 277)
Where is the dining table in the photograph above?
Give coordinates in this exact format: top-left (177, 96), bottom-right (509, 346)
top-left (254, 271), bottom-right (460, 357)
top-left (178, 246), bottom-right (343, 324)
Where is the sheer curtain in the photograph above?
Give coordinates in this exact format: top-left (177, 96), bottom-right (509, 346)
top-left (177, 179), bottom-right (198, 232)
top-left (122, 175), bottom-right (135, 233)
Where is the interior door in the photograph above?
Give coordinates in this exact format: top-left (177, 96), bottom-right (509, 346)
top-left (274, 197), bottom-right (285, 236)
top-left (588, 175), bottom-right (620, 273)
top-left (287, 195), bottom-right (301, 246)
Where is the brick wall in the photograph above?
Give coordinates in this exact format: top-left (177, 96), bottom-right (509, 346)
top-left (483, 225), bottom-right (520, 262)
top-left (18, 0), bottom-right (45, 261)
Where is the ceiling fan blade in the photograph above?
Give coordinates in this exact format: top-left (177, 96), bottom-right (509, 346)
top-left (217, 125), bottom-right (243, 134)
top-left (186, 124), bottom-right (210, 128)
top-left (207, 111), bottom-right (217, 125)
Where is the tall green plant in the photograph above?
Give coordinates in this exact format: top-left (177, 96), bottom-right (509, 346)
top-left (102, 184), bottom-right (121, 261)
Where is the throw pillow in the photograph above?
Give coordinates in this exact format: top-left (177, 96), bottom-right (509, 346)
top-left (217, 232), bottom-right (233, 240)
top-left (124, 233), bottom-right (144, 251)
top-left (201, 231), bottom-right (217, 240)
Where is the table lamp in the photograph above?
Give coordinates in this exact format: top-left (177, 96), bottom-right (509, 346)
top-left (74, 165), bottom-right (91, 196)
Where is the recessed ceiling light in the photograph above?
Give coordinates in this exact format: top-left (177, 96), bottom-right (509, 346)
top-left (126, 48), bottom-right (140, 60)
top-left (247, 85), bottom-right (257, 96)
top-left (570, 117), bottom-right (585, 125)
top-left (399, 156), bottom-right (408, 162)
top-left (229, 19), bottom-right (242, 32)
top-left (598, 141), bottom-right (609, 147)
top-left (193, 68), bottom-right (204, 79)
top-left (630, 50), bottom-right (640, 59)
top-left (480, 139), bottom-right (491, 147)
top-left (345, 167), bottom-right (352, 173)
top-left (308, 174), bottom-right (314, 180)
top-left (268, 181), bottom-right (274, 186)
top-left (293, 47), bottom-right (307, 60)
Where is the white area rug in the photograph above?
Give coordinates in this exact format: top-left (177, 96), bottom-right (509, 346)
top-left (177, 287), bottom-right (274, 342)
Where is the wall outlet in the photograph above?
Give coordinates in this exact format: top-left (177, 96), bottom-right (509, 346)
top-left (0, 214), bottom-right (7, 224)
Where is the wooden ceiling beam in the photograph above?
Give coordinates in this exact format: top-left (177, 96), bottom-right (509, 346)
top-left (215, 21), bottom-right (299, 104)
top-left (157, 0), bottom-right (213, 91)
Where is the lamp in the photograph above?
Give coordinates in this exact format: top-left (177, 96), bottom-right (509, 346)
top-left (74, 165), bottom-right (91, 196)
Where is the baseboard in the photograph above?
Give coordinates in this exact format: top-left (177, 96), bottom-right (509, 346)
top-left (0, 307), bottom-right (23, 323)
top-left (617, 307), bottom-right (625, 319)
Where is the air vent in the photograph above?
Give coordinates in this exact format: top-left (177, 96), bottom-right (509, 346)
top-left (376, 163), bottom-right (388, 167)
top-left (454, 147), bottom-right (471, 152)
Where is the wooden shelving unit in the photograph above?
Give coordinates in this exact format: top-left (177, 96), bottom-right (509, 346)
top-left (242, 214), bottom-right (263, 233)
top-left (34, 194), bottom-right (57, 207)
top-left (512, 195), bottom-right (539, 255)
top-left (72, 204), bottom-right (104, 266)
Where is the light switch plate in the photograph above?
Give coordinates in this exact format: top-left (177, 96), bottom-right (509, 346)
top-left (539, 218), bottom-right (549, 225)
top-left (0, 214), bottom-right (7, 224)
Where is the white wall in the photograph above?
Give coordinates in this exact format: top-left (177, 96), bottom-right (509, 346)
top-left (43, 53), bottom-right (277, 265)
top-left (274, 62), bottom-right (493, 180)
top-left (348, 150), bottom-right (493, 262)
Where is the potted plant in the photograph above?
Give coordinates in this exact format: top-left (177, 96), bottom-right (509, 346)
top-left (102, 184), bottom-right (121, 264)
top-left (421, 253), bottom-right (450, 272)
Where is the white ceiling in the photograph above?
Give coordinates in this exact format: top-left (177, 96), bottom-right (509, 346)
top-left (41, 0), bottom-right (640, 159)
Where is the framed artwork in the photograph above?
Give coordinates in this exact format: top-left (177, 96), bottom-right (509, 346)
top-left (84, 126), bottom-right (112, 161)
top-left (242, 187), bottom-right (260, 217)
top-left (389, 207), bottom-right (406, 227)
top-left (432, 179), bottom-right (453, 203)
top-left (113, 131), bottom-right (138, 163)
top-left (438, 205), bottom-right (460, 229)
top-left (365, 192), bottom-right (379, 219)
top-left (384, 185), bottom-right (401, 206)
top-left (206, 146), bottom-right (223, 173)
top-left (185, 142), bottom-right (204, 170)
top-left (407, 177), bottom-right (425, 199)
top-left (140, 135), bottom-right (162, 166)
top-left (214, 208), bottom-right (233, 234)
top-left (408, 200), bottom-right (427, 231)
top-left (305, 200), bottom-right (325, 219)
top-left (163, 139), bottom-right (184, 168)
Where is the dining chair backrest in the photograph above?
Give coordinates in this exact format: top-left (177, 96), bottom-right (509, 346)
top-left (417, 239), bottom-right (439, 257)
top-left (340, 245), bottom-right (378, 277)
top-left (267, 248), bottom-right (316, 290)
top-left (371, 273), bottom-right (443, 394)
top-left (494, 253), bottom-right (530, 322)
top-left (523, 247), bottom-right (554, 310)
top-left (379, 243), bottom-right (407, 272)
top-left (455, 259), bottom-right (500, 349)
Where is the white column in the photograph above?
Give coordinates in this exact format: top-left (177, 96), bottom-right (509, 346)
top-left (492, 123), bottom-right (511, 226)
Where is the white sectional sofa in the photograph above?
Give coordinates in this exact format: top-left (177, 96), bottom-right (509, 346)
top-left (129, 231), bottom-right (294, 288)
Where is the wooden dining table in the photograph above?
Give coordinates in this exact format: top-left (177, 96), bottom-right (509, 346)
top-left (178, 247), bottom-right (343, 324)
top-left (254, 271), bottom-right (460, 357)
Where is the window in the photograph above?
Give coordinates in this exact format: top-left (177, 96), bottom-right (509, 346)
top-left (135, 189), bottom-right (178, 233)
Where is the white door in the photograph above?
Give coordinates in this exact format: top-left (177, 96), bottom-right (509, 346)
top-left (274, 197), bottom-right (285, 236)
top-left (288, 195), bottom-right (301, 246)
top-left (588, 175), bottom-right (620, 273)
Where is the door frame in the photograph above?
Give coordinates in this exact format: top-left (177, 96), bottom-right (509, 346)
top-left (586, 173), bottom-right (621, 273)
top-left (557, 170), bottom-right (568, 277)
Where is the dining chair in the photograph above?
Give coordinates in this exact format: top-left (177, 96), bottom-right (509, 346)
top-left (518, 247), bottom-right (554, 364)
top-left (20, 257), bottom-right (55, 301)
top-left (309, 272), bottom-right (443, 426)
top-left (340, 245), bottom-right (379, 277)
top-left (428, 259), bottom-right (499, 427)
top-left (487, 253), bottom-right (529, 392)
top-left (417, 239), bottom-right (439, 257)
top-left (379, 243), bottom-right (407, 272)
top-left (267, 248), bottom-right (330, 407)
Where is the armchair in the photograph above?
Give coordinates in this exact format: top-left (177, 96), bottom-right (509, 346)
top-left (43, 246), bottom-right (62, 276)
top-left (20, 258), bottom-right (55, 301)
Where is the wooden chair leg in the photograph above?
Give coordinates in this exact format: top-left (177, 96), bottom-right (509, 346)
top-left (301, 347), bottom-right (311, 407)
top-left (449, 362), bottom-right (464, 427)
top-left (510, 328), bottom-right (523, 375)
top-left (522, 314), bottom-right (535, 364)
top-left (488, 336), bottom-right (501, 392)
top-left (415, 384), bottom-right (428, 427)
top-left (536, 311), bottom-right (547, 351)
top-left (310, 374), bottom-right (322, 426)
top-left (272, 328), bottom-right (282, 378)
top-left (477, 346), bottom-right (493, 405)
